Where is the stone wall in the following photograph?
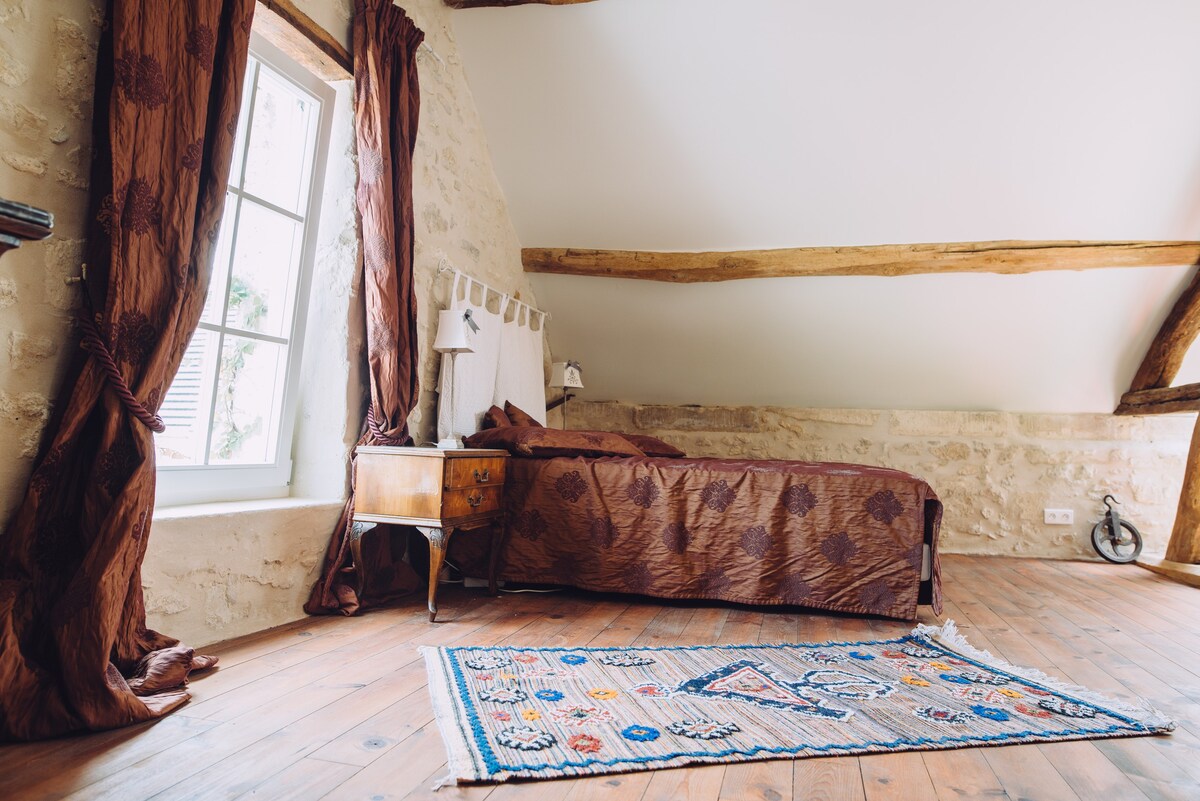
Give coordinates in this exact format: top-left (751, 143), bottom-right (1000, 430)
top-left (1, 0), bottom-right (539, 646)
top-left (403, 0), bottom-right (545, 445)
top-left (569, 401), bottom-right (1194, 560)
top-left (0, 0), bottom-right (99, 522)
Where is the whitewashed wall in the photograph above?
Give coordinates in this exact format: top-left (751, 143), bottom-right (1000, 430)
top-left (454, 0), bottom-right (1200, 413)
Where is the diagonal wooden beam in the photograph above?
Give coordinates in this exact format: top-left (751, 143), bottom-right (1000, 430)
top-left (1119, 265), bottom-right (1200, 570)
top-left (446, 0), bottom-right (597, 8)
top-left (522, 240), bottom-right (1200, 283)
top-left (1126, 267), bottom-right (1200, 393)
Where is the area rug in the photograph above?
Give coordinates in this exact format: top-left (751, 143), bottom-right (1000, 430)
top-left (420, 621), bottom-right (1173, 785)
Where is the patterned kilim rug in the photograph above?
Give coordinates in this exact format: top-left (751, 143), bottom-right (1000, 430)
top-left (420, 621), bottom-right (1174, 785)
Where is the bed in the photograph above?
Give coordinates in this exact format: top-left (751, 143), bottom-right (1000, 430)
top-left (447, 421), bottom-right (942, 621)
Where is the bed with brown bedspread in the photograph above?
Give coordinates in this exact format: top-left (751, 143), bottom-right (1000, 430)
top-left (448, 446), bottom-right (943, 621)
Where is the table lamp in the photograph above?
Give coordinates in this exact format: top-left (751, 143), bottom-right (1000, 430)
top-left (434, 309), bottom-right (474, 449)
top-left (548, 360), bottom-right (584, 429)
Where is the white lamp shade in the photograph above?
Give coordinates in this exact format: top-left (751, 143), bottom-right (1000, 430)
top-left (433, 309), bottom-right (474, 353)
top-left (549, 361), bottom-right (584, 389)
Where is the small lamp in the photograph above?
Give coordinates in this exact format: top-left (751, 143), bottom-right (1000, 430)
top-left (434, 309), bottom-right (475, 449)
top-left (547, 360), bottom-right (584, 429)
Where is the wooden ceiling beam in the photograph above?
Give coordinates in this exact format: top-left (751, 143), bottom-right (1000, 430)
top-left (522, 240), bottom-right (1200, 283)
top-left (445, 0), bottom-right (597, 8)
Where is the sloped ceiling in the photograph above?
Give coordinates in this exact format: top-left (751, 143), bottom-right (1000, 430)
top-left (451, 0), bottom-right (1200, 412)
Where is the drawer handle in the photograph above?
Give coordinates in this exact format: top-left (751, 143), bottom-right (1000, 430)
top-left (473, 468), bottom-right (490, 483)
top-left (467, 491), bottom-right (483, 508)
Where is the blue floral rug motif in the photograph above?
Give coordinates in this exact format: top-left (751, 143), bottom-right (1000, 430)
top-left (420, 621), bottom-right (1173, 785)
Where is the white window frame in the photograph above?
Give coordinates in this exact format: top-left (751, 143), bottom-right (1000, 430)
top-left (156, 33), bottom-right (336, 507)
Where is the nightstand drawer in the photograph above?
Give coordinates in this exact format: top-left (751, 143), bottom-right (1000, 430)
top-left (446, 457), bottom-right (506, 490)
top-left (442, 485), bottom-right (503, 519)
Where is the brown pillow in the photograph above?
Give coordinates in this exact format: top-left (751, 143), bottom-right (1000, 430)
top-left (482, 405), bottom-right (511, 429)
top-left (617, 433), bottom-right (686, 458)
top-left (504, 401), bottom-right (543, 428)
top-left (464, 427), bottom-right (645, 459)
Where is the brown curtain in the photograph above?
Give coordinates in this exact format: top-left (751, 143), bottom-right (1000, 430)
top-left (0, 0), bottom-right (255, 741)
top-left (305, 0), bottom-right (424, 616)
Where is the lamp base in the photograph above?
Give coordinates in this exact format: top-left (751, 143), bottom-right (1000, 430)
top-left (436, 436), bottom-right (465, 450)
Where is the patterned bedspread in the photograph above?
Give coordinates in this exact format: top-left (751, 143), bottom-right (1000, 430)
top-left (447, 456), bottom-right (942, 620)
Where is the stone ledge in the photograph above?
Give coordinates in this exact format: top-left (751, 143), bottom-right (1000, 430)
top-left (153, 496), bottom-right (343, 522)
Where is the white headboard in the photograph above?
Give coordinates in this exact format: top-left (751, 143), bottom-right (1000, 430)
top-left (437, 270), bottom-right (547, 440)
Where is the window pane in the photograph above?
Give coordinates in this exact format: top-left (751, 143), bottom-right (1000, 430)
top-left (225, 200), bottom-right (302, 338)
top-left (228, 60), bottom-right (257, 184)
top-left (156, 329), bottom-right (219, 466)
top-left (200, 192), bottom-right (238, 326)
top-left (208, 334), bottom-right (287, 466)
top-left (242, 66), bottom-right (317, 214)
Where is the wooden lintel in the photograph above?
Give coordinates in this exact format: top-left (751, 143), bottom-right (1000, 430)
top-left (256, 0), bottom-right (351, 81)
top-left (1115, 383), bottom-right (1200, 416)
top-left (446, 0), bottom-right (597, 7)
top-left (522, 241), bottom-right (1200, 283)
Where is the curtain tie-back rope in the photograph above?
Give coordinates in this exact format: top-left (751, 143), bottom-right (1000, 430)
top-left (69, 264), bottom-right (166, 433)
top-left (366, 403), bottom-right (406, 446)
top-left (78, 315), bottom-right (166, 433)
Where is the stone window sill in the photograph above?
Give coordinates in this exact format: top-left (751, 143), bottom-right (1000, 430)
top-left (153, 496), bottom-right (343, 522)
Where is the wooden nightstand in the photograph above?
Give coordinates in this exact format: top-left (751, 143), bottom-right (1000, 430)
top-left (353, 446), bottom-right (508, 621)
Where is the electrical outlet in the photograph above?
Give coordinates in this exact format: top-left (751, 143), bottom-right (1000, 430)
top-left (1044, 508), bottom-right (1074, 525)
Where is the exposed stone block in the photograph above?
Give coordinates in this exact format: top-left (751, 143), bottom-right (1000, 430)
top-left (1016, 413), bottom-right (1142, 441)
top-left (54, 167), bottom-right (87, 190)
top-left (0, 98), bottom-right (46, 140)
top-left (44, 237), bottom-right (84, 310)
top-left (888, 410), bottom-right (1010, 438)
top-left (634, 404), bottom-right (759, 432)
top-left (0, 277), bottom-right (16, 309)
top-left (929, 441), bottom-right (972, 461)
top-left (0, 40), bottom-right (30, 87)
top-left (0, 390), bottom-right (50, 457)
top-left (571, 401), bottom-right (636, 432)
top-left (422, 201), bottom-right (449, 233)
top-left (1, 152), bottom-right (47, 175)
top-left (53, 16), bottom-right (97, 118)
top-left (8, 331), bottom-right (59, 370)
top-left (780, 408), bottom-right (880, 427)
top-left (0, 0), bottom-right (30, 25)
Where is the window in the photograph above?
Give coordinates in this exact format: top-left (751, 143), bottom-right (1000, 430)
top-left (156, 34), bottom-right (335, 506)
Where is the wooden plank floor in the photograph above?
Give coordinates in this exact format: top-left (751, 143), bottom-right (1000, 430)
top-left (2, 555), bottom-right (1198, 801)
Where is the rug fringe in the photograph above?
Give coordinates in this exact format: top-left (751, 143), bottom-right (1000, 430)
top-left (420, 646), bottom-right (477, 786)
top-left (911, 620), bottom-right (1175, 732)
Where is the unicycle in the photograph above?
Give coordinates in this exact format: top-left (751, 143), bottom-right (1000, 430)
top-left (1091, 494), bottom-right (1143, 564)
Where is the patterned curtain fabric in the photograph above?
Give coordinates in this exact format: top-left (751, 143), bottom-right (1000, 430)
top-left (0, 0), bottom-right (255, 741)
top-left (304, 0), bottom-right (424, 616)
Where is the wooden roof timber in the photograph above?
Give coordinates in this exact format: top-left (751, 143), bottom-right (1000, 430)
top-left (1115, 382), bottom-right (1200, 416)
top-left (1117, 263), bottom-right (1200, 569)
top-left (1125, 268), bottom-right (1200, 396)
top-left (522, 240), bottom-right (1200, 282)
